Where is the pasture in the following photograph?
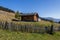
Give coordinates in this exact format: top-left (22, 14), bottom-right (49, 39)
top-left (0, 29), bottom-right (60, 40)
top-left (0, 20), bottom-right (60, 40)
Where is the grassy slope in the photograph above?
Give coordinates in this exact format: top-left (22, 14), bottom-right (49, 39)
top-left (0, 10), bottom-right (15, 21)
top-left (0, 29), bottom-right (60, 40)
top-left (0, 10), bottom-right (60, 27)
top-left (0, 10), bottom-right (60, 40)
top-left (13, 20), bottom-right (60, 27)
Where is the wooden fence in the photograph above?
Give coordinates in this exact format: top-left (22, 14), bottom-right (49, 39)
top-left (0, 21), bottom-right (60, 34)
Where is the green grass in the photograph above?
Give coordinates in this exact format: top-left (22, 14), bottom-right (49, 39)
top-left (0, 29), bottom-right (60, 40)
top-left (12, 20), bottom-right (60, 27)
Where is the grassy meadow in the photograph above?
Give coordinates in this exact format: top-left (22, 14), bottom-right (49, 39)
top-left (0, 10), bottom-right (60, 40)
top-left (12, 20), bottom-right (60, 27)
top-left (0, 21), bottom-right (60, 40)
top-left (0, 29), bottom-right (59, 40)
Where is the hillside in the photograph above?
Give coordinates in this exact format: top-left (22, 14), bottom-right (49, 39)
top-left (0, 6), bottom-right (15, 13)
top-left (0, 10), bottom-right (15, 21)
top-left (0, 10), bottom-right (60, 26)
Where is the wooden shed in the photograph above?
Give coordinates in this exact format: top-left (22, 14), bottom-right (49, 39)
top-left (20, 13), bottom-right (39, 22)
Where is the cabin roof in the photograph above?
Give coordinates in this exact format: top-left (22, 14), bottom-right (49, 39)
top-left (20, 13), bottom-right (39, 17)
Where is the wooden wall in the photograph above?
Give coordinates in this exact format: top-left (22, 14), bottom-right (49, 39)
top-left (21, 15), bottom-right (38, 22)
top-left (21, 15), bottom-right (34, 21)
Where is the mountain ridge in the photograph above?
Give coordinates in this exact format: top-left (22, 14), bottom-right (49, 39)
top-left (40, 17), bottom-right (60, 22)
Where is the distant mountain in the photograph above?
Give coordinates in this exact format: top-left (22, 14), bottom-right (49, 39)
top-left (44, 17), bottom-right (60, 22)
top-left (40, 17), bottom-right (60, 22)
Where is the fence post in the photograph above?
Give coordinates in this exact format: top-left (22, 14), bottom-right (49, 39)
top-left (45, 26), bottom-right (49, 33)
top-left (49, 25), bottom-right (54, 35)
top-left (58, 27), bottom-right (60, 31)
top-left (4, 21), bottom-right (8, 30)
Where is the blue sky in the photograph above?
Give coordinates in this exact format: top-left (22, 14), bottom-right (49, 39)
top-left (0, 0), bottom-right (60, 18)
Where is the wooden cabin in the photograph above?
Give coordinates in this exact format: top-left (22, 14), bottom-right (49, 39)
top-left (20, 13), bottom-right (39, 22)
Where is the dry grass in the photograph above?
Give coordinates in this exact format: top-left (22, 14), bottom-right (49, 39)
top-left (0, 10), bottom-right (15, 21)
top-left (12, 20), bottom-right (60, 27)
top-left (0, 10), bottom-right (60, 27)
